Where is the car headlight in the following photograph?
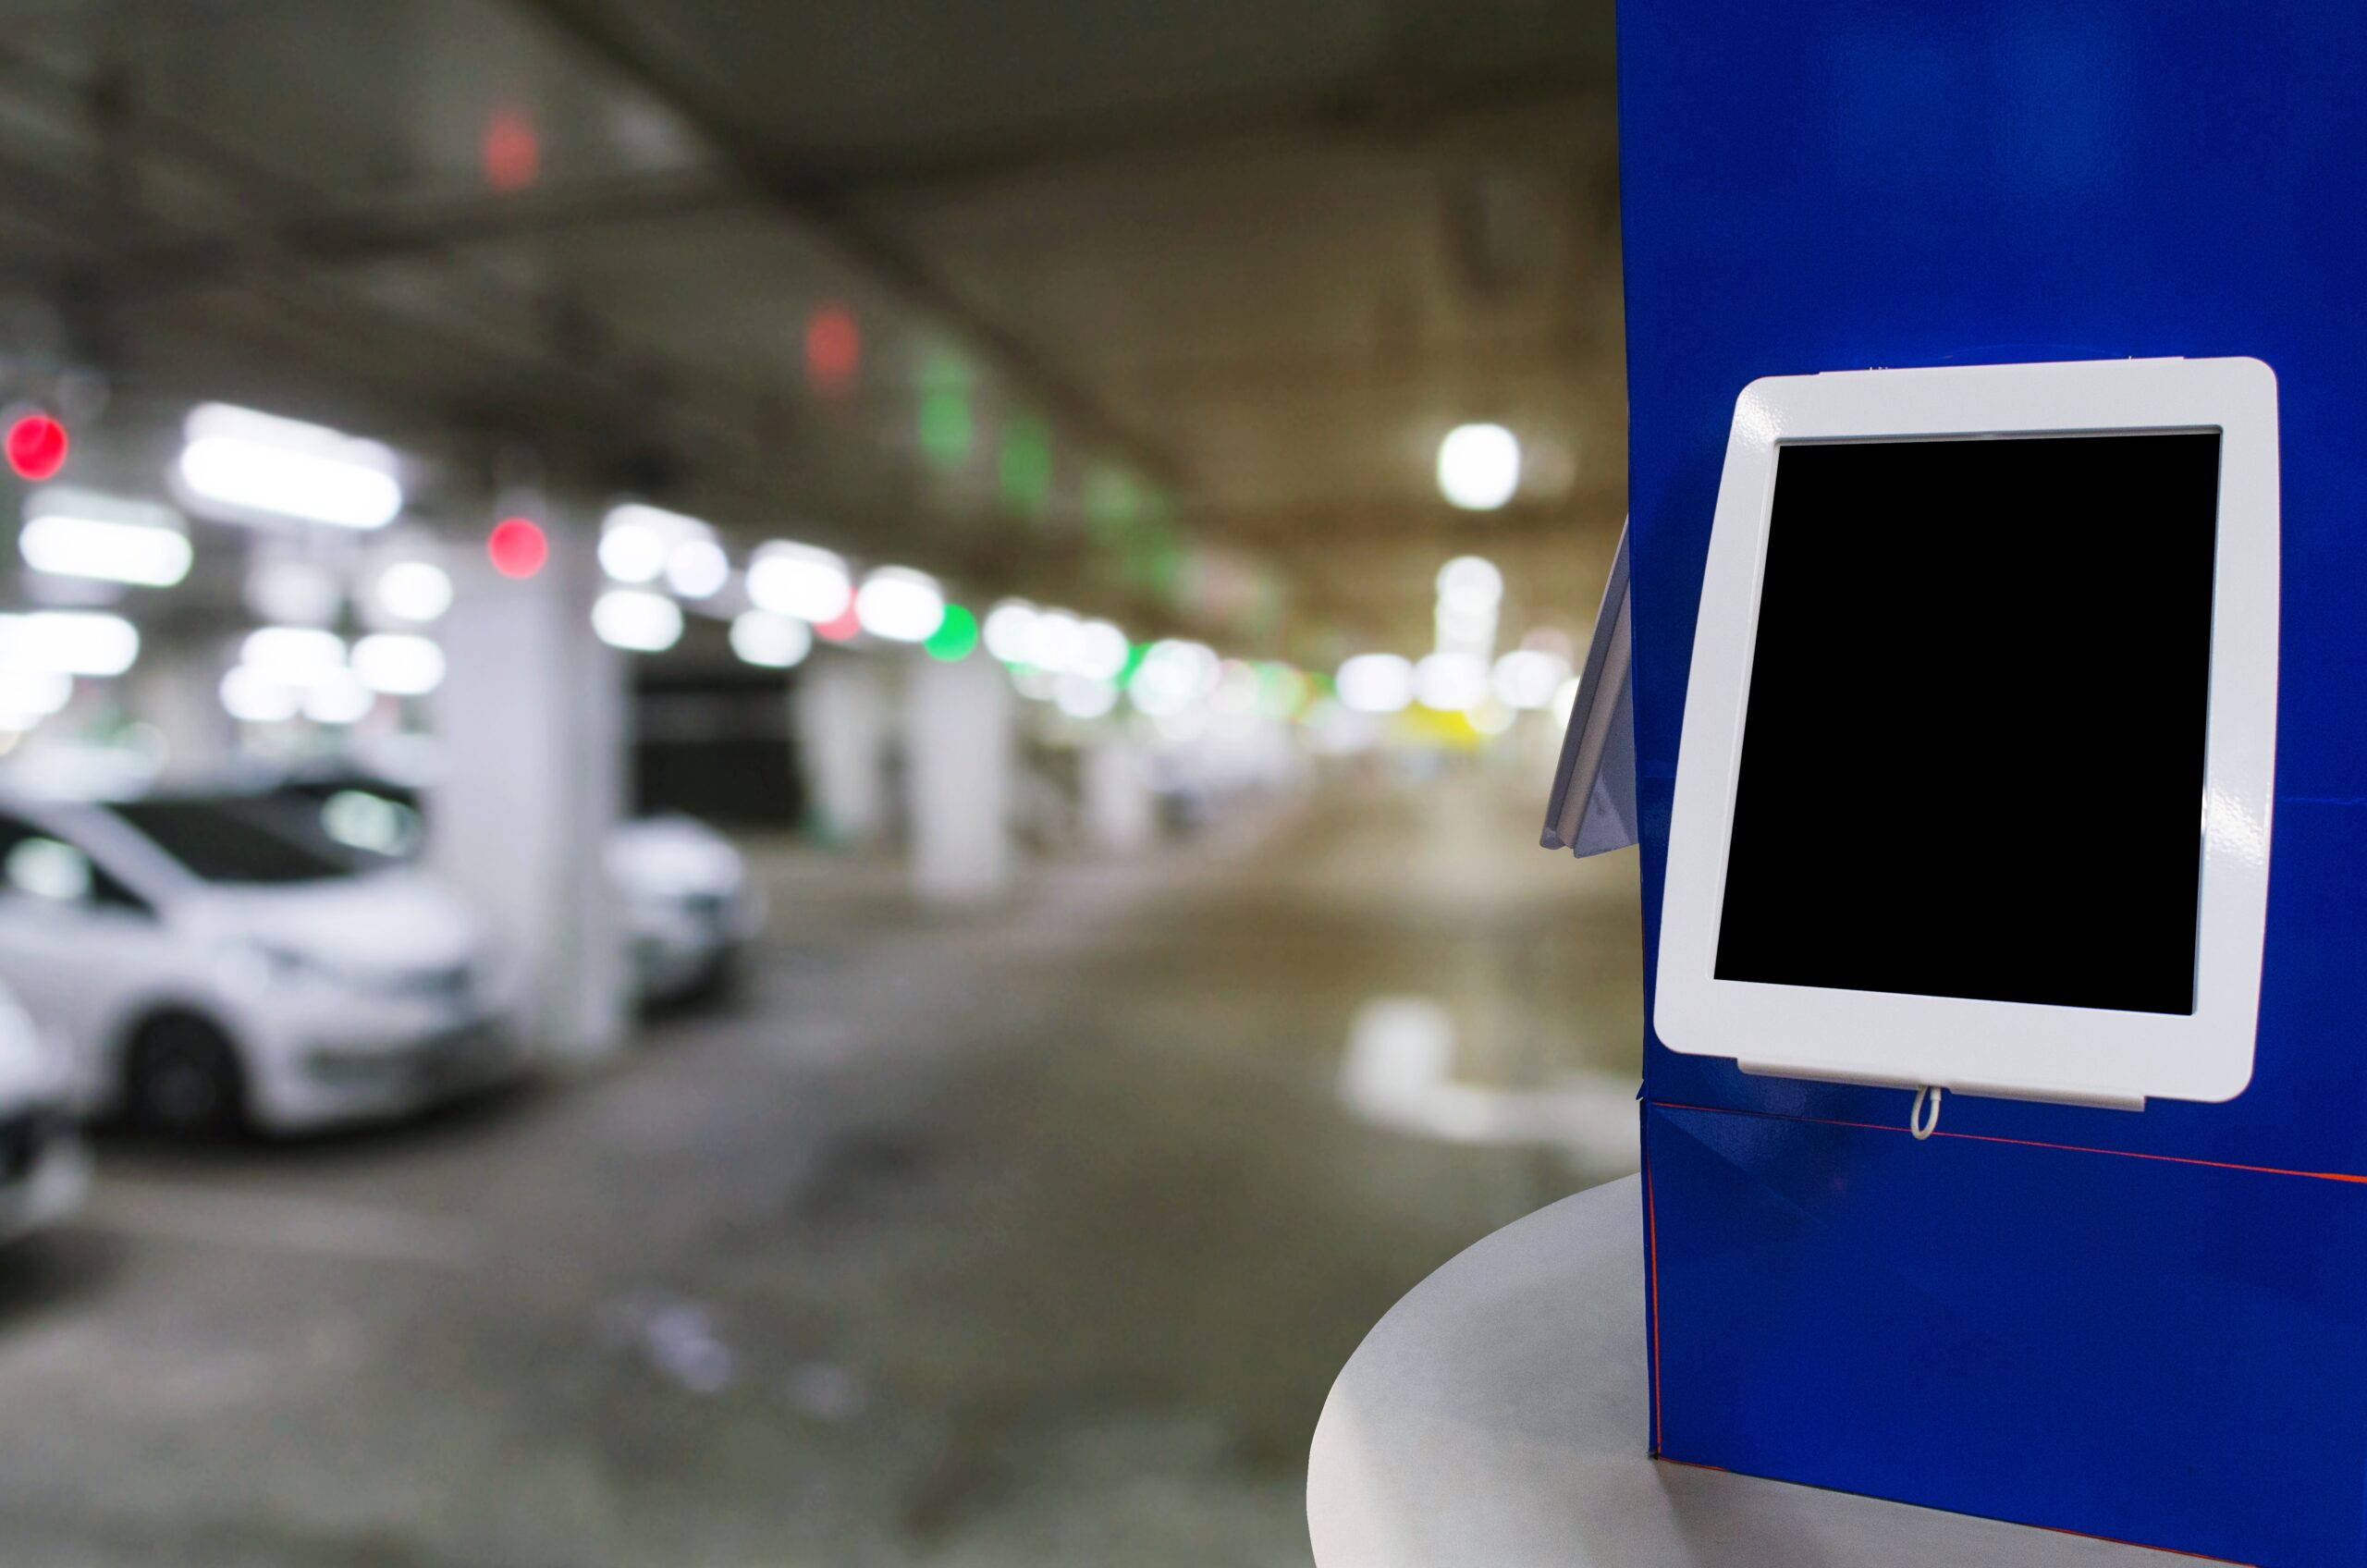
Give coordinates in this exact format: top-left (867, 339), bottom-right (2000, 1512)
top-left (217, 938), bottom-right (344, 996)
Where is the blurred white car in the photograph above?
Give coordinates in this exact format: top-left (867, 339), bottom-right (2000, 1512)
top-left (0, 791), bottom-right (516, 1136)
top-left (0, 983), bottom-right (86, 1242)
top-left (607, 814), bottom-right (767, 1005)
top-left (257, 768), bottom-right (764, 1010)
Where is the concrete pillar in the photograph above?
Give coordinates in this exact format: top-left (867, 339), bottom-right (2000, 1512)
top-left (903, 651), bottom-right (1013, 904)
top-left (795, 651), bottom-right (889, 848)
top-left (1082, 738), bottom-right (1156, 853)
top-left (133, 638), bottom-right (237, 778)
top-left (428, 520), bottom-right (627, 1059)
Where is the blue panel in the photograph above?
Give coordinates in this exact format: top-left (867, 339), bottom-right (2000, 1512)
top-left (1648, 1103), bottom-right (2367, 1565)
top-left (1620, 3), bottom-right (2367, 1561)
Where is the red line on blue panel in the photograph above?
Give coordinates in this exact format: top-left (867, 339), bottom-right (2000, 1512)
top-left (1651, 1099), bottom-right (2367, 1186)
top-left (2029, 1521), bottom-right (2256, 1564)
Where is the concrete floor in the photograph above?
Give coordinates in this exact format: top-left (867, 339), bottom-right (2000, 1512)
top-left (0, 766), bottom-right (1643, 1567)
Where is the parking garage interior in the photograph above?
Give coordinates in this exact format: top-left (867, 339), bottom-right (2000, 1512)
top-left (0, 3), bottom-right (1635, 1563)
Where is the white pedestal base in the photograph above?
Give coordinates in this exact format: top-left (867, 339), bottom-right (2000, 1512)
top-left (1308, 1175), bottom-right (2188, 1567)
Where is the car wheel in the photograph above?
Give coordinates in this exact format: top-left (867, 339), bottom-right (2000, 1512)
top-left (126, 1014), bottom-right (249, 1139)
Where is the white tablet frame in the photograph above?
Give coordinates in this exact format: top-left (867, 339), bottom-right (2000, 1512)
top-left (1655, 357), bottom-right (2279, 1109)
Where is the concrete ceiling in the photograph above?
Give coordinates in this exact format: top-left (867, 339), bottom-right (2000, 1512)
top-left (0, 0), bottom-right (1625, 661)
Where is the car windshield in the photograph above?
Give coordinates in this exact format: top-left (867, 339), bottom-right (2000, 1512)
top-left (107, 796), bottom-right (362, 885)
top-left (265, 780), bottom-right (423, 864)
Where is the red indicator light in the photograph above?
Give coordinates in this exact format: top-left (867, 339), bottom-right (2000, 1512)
top-left (816, 604), bottom-right (861, 642)
top-left (6, 412), bottom-right (67, 480)
top-left (487, 516), bottom-right (548, 579)
top-left (804, 305), bottom-right (860, 395)
top-left (482, 107), bottom-right (541, 193)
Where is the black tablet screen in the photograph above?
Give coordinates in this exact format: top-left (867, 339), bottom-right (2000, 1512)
top-left (1712, 431), bottom-right (2221, 1014)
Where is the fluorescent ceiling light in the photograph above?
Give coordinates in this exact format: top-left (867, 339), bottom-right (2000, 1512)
top-left (592, 589), bottom-right (683, 653)
top-left (1025, 608), bottom-right (1082, 671)
top-left (1491, 648), bottom-right (1567, 710)
top-left (219, 666), bottom-right (298, 724)
top-left (745, 542), bottom-right (851, 622)
top-left (301, 670), bottom-right (376, 725)
top-left (19, 488), bottom-right (190, 586)
top-left (1436, 556), bottom-right (1504, 614)
top-left (375, 560), bottom-right (453, 623)
top-left (1127, 640), bottom-right (1216, 717)
top-left (598, 523), bottom-right (666, 583)
top-left (1415, 651), bottom-right (1490, 713)
top-left (1055, 673), bottom-right (1118, 719)
top-left (602, 503), bottom-right (728, 599)
top-left (982, 600), bottom-right (1036, 663)
top-left (853, 567), bottom-right (945, 643)
top-left (351, 633), bottom-right (447, 695)
top-left (0, 668), bottom-right (70, 717)
top-left (0, 611), bottom-right (139, 677)
top-left (1436, 423), bottom-right (1521, 511)
top-left (605, 502), bottom-right (704, 534)
top-left (241, 626), bottom-right (347, 688)
top-left (1075, 619), bottom-right (1130, 681)
top-left (730, 610), bottom-right (812, 669)
top-left (176, 403), bottom-right (402, 530)
top-left (1336, 653), bottom-right (1415, 716)
top-left (665, 538), bottom-right (730, 599)
top-left (597, 504), bottom-right (679, 583)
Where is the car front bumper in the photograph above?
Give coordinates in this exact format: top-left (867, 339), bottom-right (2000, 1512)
top-left (248, 1007), bottom-right (526, 1133)
top-left (630, 885), bottom-right (763, 1004)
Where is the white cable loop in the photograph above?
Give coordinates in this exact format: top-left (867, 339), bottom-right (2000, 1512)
top-left (1909, 1084), bottom-right (1944, 1141)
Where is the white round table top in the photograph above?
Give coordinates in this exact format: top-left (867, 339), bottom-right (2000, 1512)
top-left (1307, 1174), bottom-right (2189, 1567)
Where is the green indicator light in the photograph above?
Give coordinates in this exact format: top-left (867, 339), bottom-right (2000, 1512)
top-left (1000, 415), bottom-right (1051, 514)
top-left (1085, 465), bottom-right (1138, 544)
top-left (918, 348), bottom-right (974, 466)
top-left (1144, 536), bottom-right (1187, 603)
top-left (925, 603), bottom-right (979, 661)
top-left (920, 387), bottom-right (973, 464)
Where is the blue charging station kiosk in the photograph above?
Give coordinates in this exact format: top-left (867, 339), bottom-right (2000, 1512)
top-left (1606, 5), bottom-right (2367, 1562)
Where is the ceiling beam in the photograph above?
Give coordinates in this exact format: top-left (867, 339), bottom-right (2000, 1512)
top-left (25, 72), bottom-right (1607, 292)
top-left (723, 68), bottom-right (1613, 202)
top-left (69, 173), bottom-right (748, 296)
top-left (1187, 485), bottom-right (1625, 548)
top-left (504, 0), bottom-right (1184, 488)
top-left (0, 138), bottom-right (988, 583)
top-left (0, 52), bottom-right (1025, 575)
top-left (1107, 335), bottom-right (1622, 404)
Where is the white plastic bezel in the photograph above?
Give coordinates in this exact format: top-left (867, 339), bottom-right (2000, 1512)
top-left (1655, 357), bottom-right (2279, 1108)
